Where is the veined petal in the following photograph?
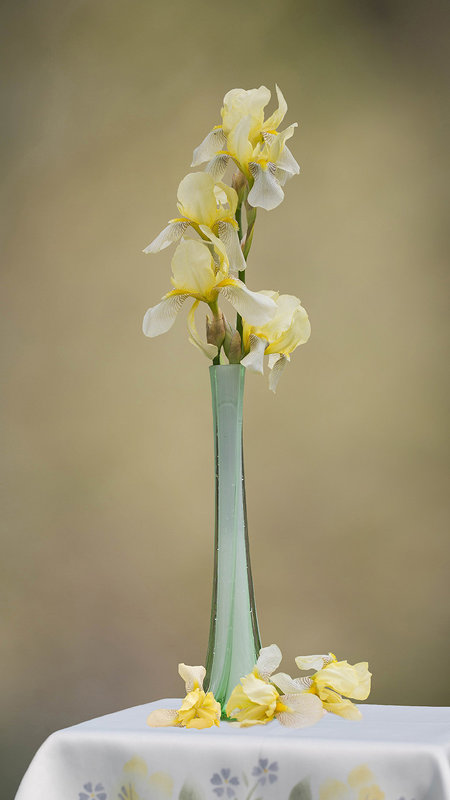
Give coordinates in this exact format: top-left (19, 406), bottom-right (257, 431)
top-left (256, 644), bottom-right (282, 679)
top-left (147, 708), bottom-right (179, 727)
top-left (271, 672), bottom-right (313, 695)
top-left (248, 163), bottom-right (284, 210)
top-left (142, 292), bottom-right (189, 337)
top-left (178, 663), bottom-right (206, 693)
top-left (216, 221), bottom-right (246, 276)
top-left (177, 172), bottom-right (218, 228)
top-left (187, 301), bottom-right (218, 360)
top-left (241, 334), bottom-right (267, 374)
top-left (192, 127), bottom-right (226, 167)
top-left (227, 116), bottom-right (253, 167)
top-left (268, 353), bottom-right (287, 393)
top-left (263, 84), bottom-right (288, 132)
top-left (295, 654), bottom-right (334, 671)
top-left (276, 692), bottom-right (325, 729)
top-left (219, 279), bottom-right (277, 326)
top-left (206, 154), bottom-right (230, 182)
top-left (171, 239), bottom-right (217, 296)
top-left (143, 220), bottom-right (189, 254)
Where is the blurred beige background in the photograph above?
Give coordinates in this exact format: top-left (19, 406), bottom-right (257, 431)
top-left (2, 0), bottom-right (449, 794)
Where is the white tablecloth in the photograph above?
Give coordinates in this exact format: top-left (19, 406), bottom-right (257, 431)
top-left (15, 700), bottom-right (450, 800)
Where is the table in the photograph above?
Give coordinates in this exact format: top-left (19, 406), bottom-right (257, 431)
top-left (15, 700), bottom-right (450, 800)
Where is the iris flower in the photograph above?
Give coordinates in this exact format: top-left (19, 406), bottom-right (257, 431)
top-left (241, 292), bottom-right (311, 391)
top-left (272, 653), bottom-right (372, 721)
top-left (147, 663), bottom-right (221, 730)
top-left (225, 644), bottom-right (324, 728)
top-left (142, 238), bottom-right (276, 359)
top-left (143, 172), bottom-right (246, 274)
top-left (192, 85), bottom-right (300, 211)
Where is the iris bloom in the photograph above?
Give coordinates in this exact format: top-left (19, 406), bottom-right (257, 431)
top-left (143, 172), bottom-right (246, 274)
top-left (192, 85), bottom-right (300, 211)
top-left (241, 292), bottom-right (311, 391)
top-left (225, 644), bottom-right (324, 728)
top-left (147, 663), bottom-right (221, 730)
top-left (142, 238), bottom-right (276, 359)
top-left (272, 653), bottom-right (372, 721)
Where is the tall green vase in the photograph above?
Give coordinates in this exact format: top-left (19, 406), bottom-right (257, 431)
top-left (205, 364), bottom-right (261, 712)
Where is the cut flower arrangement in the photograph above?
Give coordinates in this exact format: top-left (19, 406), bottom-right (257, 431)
top-left (142, 85), bottom-right (371, 728)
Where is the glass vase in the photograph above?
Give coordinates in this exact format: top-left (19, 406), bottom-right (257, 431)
top-left (205, 364), bottom-right (261, 712)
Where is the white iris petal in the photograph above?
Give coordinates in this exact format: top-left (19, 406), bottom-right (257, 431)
top-left (241, 335), bottom-right (267, 374)
top-left (248, 164), bottom-right (285, 211)
top-left (142, 293), bottom-right (189, 337)
top-left (143, 220), bottom-right (189, 253)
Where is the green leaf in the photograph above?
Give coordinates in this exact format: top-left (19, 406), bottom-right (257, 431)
top-left (179, 781), bottom-right (204, 800)
top-left (289, 778), bottom-right (312, 800)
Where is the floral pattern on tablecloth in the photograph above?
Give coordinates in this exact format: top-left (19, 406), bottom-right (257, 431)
top-left (78, 757), bottom-right (418, 800)
top-left (78, 783), bottom-right (107, 800)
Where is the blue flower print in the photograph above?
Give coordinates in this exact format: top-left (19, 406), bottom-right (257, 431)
top-left (251, 759), bottom-right (278, 786)
top-left (210, 768), bottom-right (240, 797)
top-left (78, 783), bottom-right (107, 800)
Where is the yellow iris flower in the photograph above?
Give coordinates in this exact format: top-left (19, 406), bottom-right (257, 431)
top-left (143, 172), bottom-right (246, 274)
top-left (147, 663), bottom-right (221, 730)
top-left (273, 653), bottom-right (372, 721)
top-left (142, 238), bottom-right (276, 359)
top-left (192, 85), bottom-right (300, 211)
top-left (241, 292), bottom-right (311, 391)
top-left (226, 644), bottom-right (324, 728)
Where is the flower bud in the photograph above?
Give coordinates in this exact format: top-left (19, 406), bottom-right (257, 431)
top-left (227, 331), bottom-right (242, 364)
top-left (232, 169), bottom-right (247, 200)
top-left (206, 312), bottom-right (226, 349)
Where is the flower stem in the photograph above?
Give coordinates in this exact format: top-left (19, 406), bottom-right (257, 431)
top-left (235, 197), bottom-right (246, 349)
top-left (235, 199), bottom-right (258, 353)
top-left (245, 781), bottom-right (260, 800)
top-left (243, 203), bottom-right (257, 261)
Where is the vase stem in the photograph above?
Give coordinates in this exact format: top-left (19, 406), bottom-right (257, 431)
top-left (205, 365), bottom-right (261, 711)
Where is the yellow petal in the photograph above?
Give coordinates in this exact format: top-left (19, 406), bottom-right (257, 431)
top-left (320, 688), bottom-right (362, 720)
top-left (227, 116), bottom-right (254, 167)
top-left (265, 302), bottom-right (311, 356)
top-left (315, 660), bottom-right (365, 700)
top-left (171, 239), bottom-right (217, 298)
top-left (263, 84), bottom-right (288, 132)
top-left (351, 662), bottom-right (372, 700)
top-left (221, 86), bottom-right (270, 137)
top-left (177, 173), bottom-right (219, 228)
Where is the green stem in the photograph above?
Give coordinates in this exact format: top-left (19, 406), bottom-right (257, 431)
top-left (243, 203), bottom-right (257, 261)
top-left (235, 198), bottom-right (245, 347)
top-left (245, 782), bottom-right (260, 800)
top-left (236, 204), bottom-right (257, 353)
